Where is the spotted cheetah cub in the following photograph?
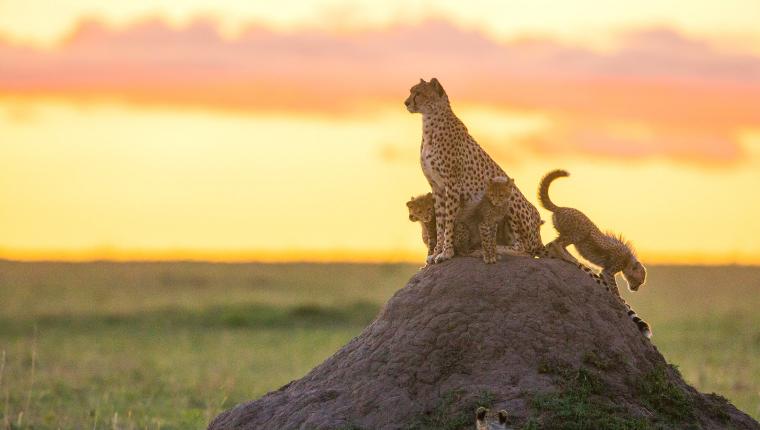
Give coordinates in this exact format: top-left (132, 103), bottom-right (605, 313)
top-left (407, 193), bottom-right (472, 257)
top-left (472, 176), bottom-right (515, 264)
top-left (475, 407), bottom-right (512, 430)
top-left (407, 193), bottom-right (437, 256)
top-left (539, 169), bottom-right (647, 295)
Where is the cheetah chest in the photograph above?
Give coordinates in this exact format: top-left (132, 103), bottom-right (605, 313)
top-left (421, 142), bottom-right (445, 191)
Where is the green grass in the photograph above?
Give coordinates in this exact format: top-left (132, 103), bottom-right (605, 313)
top-left (405, 390), bottom-right (494, 430)
top-left (0, 261), bottom-right (758, 428)
top-left (529, 359), bottom-right (724, 429)
top-left (529, 365), bottom-right (650, 430)
top-left (622, 265), bottom-right (760, 422)
top-left (634, 364), bottom-right (695, 424)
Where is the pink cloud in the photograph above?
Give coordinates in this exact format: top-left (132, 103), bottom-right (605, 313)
top-left (1, 18), bottom-right (759, 164)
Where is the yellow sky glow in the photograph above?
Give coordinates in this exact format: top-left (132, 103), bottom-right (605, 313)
top-left (2, 99), bottom-right (760, 264)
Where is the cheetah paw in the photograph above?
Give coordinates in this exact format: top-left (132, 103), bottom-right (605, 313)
top-left (433, 248), bottom-right (455, 264)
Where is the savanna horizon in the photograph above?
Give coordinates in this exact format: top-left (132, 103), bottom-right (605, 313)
top-left (2, 248), bottom-right (760, 266)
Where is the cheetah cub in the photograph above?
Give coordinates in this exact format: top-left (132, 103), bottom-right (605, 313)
top-left (407, 193), bottom-right (472, 257)
top-left (475, 407), bottom-right (511, 430)
top-left (472, 176), bottom-right (515, 264)
top-left (539, 170), bottom-right (647, 295)
top-left (406, 193), bottom-right (437, 256)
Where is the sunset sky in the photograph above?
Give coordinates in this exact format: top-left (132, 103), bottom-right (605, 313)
top-left (2, 0), bottom-right (760, 264)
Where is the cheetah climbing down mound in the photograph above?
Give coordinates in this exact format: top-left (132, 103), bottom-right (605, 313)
top-left (539, 169), bottom-right (647, 295)
top-left (538, 169), bottom-right (652, 337)
top-left (405, 78), bottom-right (543, 264)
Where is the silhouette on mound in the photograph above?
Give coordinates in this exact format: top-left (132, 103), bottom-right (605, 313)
top-left (208, 257), bottom-right (759, 430)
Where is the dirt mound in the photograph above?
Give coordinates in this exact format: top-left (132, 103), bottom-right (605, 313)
top-left (208, 257), bottom-right (759, 430)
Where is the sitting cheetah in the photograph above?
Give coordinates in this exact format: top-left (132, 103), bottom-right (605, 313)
top-left (408, 187), bottom-right (516, 262)
top-left (406, 193), bottom-right (472, 256)
top-left (470, 176), bottom-right (515, 264)
top-left (539, 169), bottom-right (652, 338)
top-left (475, 407), bottom-right (512, 430)
top-left (405, 78), bottom-right (543, 264)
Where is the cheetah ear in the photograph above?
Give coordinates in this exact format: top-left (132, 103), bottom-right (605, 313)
top-left (476, 407), bottom-right (488, 421)
top-left (430, 78), bottom-right (446, 96)
top-left (497, 410), bottom-right (508, 424)
top-left (419, 78), bottom-right (425, 84)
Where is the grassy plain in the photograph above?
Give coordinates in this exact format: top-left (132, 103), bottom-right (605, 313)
top-left (0, 261), bottom-right (758, 428)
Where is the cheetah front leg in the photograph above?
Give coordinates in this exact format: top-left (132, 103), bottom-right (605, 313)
top-left (505, 214), bottom-right (525, 253)
top-left (427, 193), bottom-right (446, 264)
top-left (479, 222), bottom-right (498, 264)
top-left (600, 269), bottom-right (621, 298)
top-left (432, 188), bottom-right (460, 264)
top-left (422, 225), bottom-right (437, 257)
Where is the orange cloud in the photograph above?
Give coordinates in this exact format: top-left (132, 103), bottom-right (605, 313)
top-left (2, 17), bottom-right (759, 163)
top-left (523, 118), bottom-right (746, 164)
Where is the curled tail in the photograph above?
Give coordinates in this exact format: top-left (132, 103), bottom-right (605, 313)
top-left (538, 169), bottom-right (569, 212)
top-left (576, 263), bottom-right (653, 339)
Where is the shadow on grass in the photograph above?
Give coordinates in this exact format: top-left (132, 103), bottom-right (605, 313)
top-left (0, 301), bottom-right (381, 335)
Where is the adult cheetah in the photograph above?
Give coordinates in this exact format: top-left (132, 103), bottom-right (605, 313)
top-left (405, 78), bottom-right (543, 264)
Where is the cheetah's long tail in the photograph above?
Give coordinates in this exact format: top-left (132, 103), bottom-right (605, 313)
top-left (538, 169), bottom-right (569, 212)
top-left (626, 303), bottom-right (653, 339)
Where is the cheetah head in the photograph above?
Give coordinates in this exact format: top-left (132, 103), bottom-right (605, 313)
top-left (476, 407), bottom-right (508, 430)
top-left (406, 193), bottom-right (435, 223)
top-left (404, 78), bottom-right (449, 114)
top-left (486, 176), bottom-right (515, 207)
top-left (623, 258), bottom-right (647, 291)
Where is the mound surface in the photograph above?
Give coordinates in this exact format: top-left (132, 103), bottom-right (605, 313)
top-left (208, 257), bottom-right (759, 430)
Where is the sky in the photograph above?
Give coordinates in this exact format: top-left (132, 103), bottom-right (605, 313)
top-left (1, 0), bottom-right (760, 264)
